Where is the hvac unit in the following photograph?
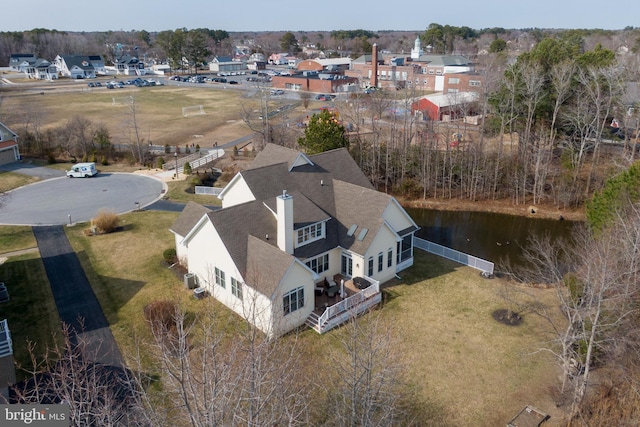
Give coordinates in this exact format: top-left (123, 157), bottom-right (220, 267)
top-left (184, 273), bottom-right (197, 289)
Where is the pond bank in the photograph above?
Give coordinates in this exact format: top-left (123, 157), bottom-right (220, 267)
top-left (397, 197), bottom-right (585, 222)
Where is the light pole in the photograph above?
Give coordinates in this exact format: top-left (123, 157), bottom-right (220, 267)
top-left (174, 151), bottom-right (178, 178)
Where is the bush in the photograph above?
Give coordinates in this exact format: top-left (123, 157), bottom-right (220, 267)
top-left (90, 153), bottom-right (97, 163)
top-left (183, 162), bottom-right (192, 175)
top-left (100, 155), bottom-right (109, 166)
top-left (143, 300), bottom-right (178, 335)
top-left (91, 209), bottom-right (120, 234)
top-left (163, 248), bottom-right (177, 263)
top-left (156, 157), bottom-right (165, 169)
top-left (164, 144), bottom-right (170, 154)
top-left (47, 152), bottom-right (57, 164)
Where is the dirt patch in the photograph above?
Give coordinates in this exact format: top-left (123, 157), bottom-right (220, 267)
top-left (492, 308), bottom-right (523, 326)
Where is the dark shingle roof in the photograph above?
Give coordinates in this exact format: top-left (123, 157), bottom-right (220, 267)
top-left (60, 55), bottom-right (96, 70)
top-left (245, 236), bottom-right (295, 297)
top-left (170, 202), bottom-right (212, 237)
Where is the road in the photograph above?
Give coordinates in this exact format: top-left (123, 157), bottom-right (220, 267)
top-left (0, 172), bottom-right (165, 226)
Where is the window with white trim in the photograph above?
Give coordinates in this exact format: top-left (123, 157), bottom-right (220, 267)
top-left (283, 287), bottom-right (304, 315)
top-left (469, 80), bottom-right (481, 87)
top-left (215, 267), bottom-right (225, 288)
top-left (305, 253), bottom-right (329, 274)
top-left (296, 222), bottom-right (324, 246)
top-left (448, 77), bottom-right (460, 84)
top-left (378, 252), bottom-right (384, 272)
top-left (368, 256), bottom-right (374, 277)
top-left (387, 248), bottom-right (393, 268)
top-left (231, 277), bottom-right (242, 300)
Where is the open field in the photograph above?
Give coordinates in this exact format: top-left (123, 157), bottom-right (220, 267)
top-left (57, 211), bottom-right (565, 426)
top-left (0, 85), bottom-right (253, 148)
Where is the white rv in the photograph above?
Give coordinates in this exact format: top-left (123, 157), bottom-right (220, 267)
top-left (67, 162), bottom-right (98, 178)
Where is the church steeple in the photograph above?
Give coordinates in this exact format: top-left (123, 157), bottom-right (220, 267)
top-left (411, 35), bottom-right (422, 59)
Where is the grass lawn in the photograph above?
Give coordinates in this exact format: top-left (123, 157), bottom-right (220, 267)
top-left (0, 253), bottom-right (61, 378)
top-left (0, 226), bottom-right (37, 254)
top-left (0, 171), bottom-right (39, 193)
top-left (60, 211), bottom-right (564, 426)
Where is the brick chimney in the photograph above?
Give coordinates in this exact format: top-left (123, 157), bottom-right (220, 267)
top-left (277, 190), bottom-right (294, 254)
top-left (371, 43), bottom-right (379, 89)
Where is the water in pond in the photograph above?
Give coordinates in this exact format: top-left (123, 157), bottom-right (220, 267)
top-left (405, 207), bottom-right (579, 270)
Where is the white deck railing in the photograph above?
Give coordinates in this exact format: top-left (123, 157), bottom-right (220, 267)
top-left (315, 278), bottom-right (381, 333)
top-left (0, 319), bottom-right (13, 357)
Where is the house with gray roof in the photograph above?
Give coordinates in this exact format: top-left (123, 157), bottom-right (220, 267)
top-left (24, 58), bottom-right (58, 80)
top-left (171, 144), bottom-right (418, 336)
top-left (0, 122), bottom-right (20, 166)
top-left (114, 55), bottom-right (145, 76)
top-left (9, 54), bottom-right (36, 71)
top-left (54, 55), bottom-right (98, 79)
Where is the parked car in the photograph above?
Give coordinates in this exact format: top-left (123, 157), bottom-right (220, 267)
top-left (228, 80), bottom-right (239, 85)
top-left (87, 82), bottom-right (95, 87)
top-left (270, 89), bottom-right (284, 95)
top-left (94, 82), bottom-right (102, 87)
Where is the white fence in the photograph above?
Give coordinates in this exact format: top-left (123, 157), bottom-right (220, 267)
top-left (414, 237), bottom-right (494, 274)
top-left (195, 186), bottom-right (224, 196)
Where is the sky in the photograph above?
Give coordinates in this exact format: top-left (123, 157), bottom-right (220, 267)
top-left (6, 0), bottom-right (640, 33)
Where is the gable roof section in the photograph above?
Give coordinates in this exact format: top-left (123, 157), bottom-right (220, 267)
top-left (332, 179), bottom-right (392, 254)
top-left (0, 122), bottom-right (18, 142)
top-left (245, 235), bottom-right (296, 297)
top-left (208, 200), bottom-right (277, 277)
top-left (247, 143), bottom-right (301, 170)
top-left (170, 201), bottom-right (213, 237)
top-left (60, 55), bottom-right (96, 70)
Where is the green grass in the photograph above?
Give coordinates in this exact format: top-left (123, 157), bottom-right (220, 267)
top-left (0, 253), bottom-right (61, 378)
top-left (0, 226), bottom-right (37, 254)
top-left (164, 180), bottom-right (221, 206)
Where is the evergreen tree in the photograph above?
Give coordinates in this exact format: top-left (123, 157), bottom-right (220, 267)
top-left (298, 109), bottom-right (348, 155)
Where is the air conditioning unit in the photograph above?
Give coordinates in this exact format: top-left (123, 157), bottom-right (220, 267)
top-left (184, 273), bottom-right (197, 290)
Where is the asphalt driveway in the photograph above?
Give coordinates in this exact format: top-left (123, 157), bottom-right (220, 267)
top-left (0, 171), bottom-right (165, 226)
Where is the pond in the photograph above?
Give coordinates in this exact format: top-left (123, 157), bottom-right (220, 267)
top-left (406, 207), bottom-right (579, 270)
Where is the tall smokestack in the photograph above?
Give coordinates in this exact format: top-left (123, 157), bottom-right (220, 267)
top-left (371, 43), bottom-right (379, 89)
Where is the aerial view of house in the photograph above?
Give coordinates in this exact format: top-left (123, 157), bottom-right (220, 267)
top-left (171, 144), bottom-right (418, 336)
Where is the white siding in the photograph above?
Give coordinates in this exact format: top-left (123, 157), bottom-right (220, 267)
top-left (270, 262), bottom-right (315, 336)
top-left (381, 199), bottom-right (417, 233)
top-left (363, 225), bottom-right (398, 283)
top-left (220, 174), bottom-right (255, 208)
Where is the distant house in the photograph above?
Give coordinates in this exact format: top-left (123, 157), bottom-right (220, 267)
top-left (170, 144), bottom-right (418, 337)
top-left (0, 122), bottom-right (20, 166)
top-left (24, 58), bottom-right (58, 80)
top-left (114, 55), bottom-right (145, 76)
top-left (54, 55), bottom-right (98, 79)
top-left (268, 53), bottom-right (290, 65)
top-left (9, 54), bottom-right (36, 71)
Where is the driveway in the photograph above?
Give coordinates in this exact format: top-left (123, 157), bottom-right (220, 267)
top-left (0, 171), bottom-right (165, 226)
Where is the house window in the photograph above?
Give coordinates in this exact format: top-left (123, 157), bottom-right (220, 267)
top-left (378, 252), bottom-right (384, 272)
top-left (368, 257), bottom-right (374, 277)
top-left (296, 222), bottom-right (324, 246)
top-left (215, 267), bottom-right (226, 288)
top-left (231, 277), bottom-right (242, 300)
top-left (469, 80), bottom-right (481, 87)
top-left (387, 248), bottom-right (393, 268)
top-left (436, 70), bottom-right (442, 75)
top-left (397, 234), bottom-right (413, 264)
top-left (448, 77), bottom-right (460, 84)
top-left (283, 287), bottom-right (304, 315)
top-left (305, 253), bottom-right (329, 274)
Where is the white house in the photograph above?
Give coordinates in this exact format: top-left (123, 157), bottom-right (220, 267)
top-left (24, 58), bottom-right (58, 80)
top-left (0, 122), bottom-right (20, 166)
top-left (114, 55), bottom-right (145, 76)
top-left (170, 144), bottom-right (418, 336)
top-left (54, 55), bottom-right (98, 79)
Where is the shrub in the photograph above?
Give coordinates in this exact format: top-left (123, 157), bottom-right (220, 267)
top-left (90, 153), bottom-right (97, 163)
top-left (81, 154), bottom-right (88, 163)
top-left (195, 144), bottom-right (200, 153)
top-left (100, 155), bottom-right (109, 166)
top-left (91, 209), bottom-right (120, 234)
top-left (183, 162), bottom-right (192, 175)
top-left (143, 300), bottom-right (178, 335)
top-left (164, 144), bottom-right (170, 154)
top-left (47, 152), bottom-right (57, 164)
top-left (163, 248), bottom-right (177, 264)
top-left (156, 157), bottom-right (165, 169)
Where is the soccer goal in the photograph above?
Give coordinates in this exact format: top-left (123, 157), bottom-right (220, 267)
top-left (182, 105), bottom-right (206, 117)
top-left (112, 96), bottom-right (134, 105)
